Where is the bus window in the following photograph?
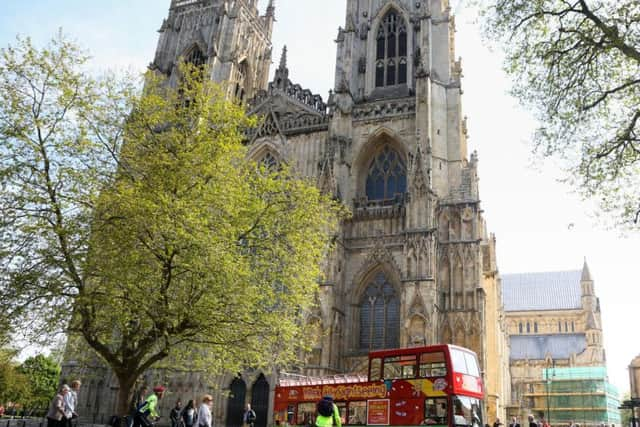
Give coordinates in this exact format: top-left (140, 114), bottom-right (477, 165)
top-left (419, 352), bottom-right (447, 377)
top-left (452, 396), bottom-right (482, 427)
top-left (424, 397), bottom-right (448, 425)
top-left (450, 349), bottom-right (468, 375)
top-left (296, 402), bottom-right (316, 426)
top-left (287, 405), bottom-right (295, 424)
top-left (370, 357), bottom-right (382, 381)
top-left (383, 354), bottom-right (417, 379)
top-left (463, 352), bottom-right (480, 377)
top-left (336, 402), bottom-right (347, 425)
top-left (348, 401), bottom-right (367, 425)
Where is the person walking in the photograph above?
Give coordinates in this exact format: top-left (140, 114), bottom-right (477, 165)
top-left (243, 403), bottom-right (256, 427)
top-left (197, 395), bottom-right (213, 427)
top-left (170, 400), bottom-right (183, 427)
top-left (509, 417), bottom-right (520, 427)
top-left (134, 386), bottom-right (165, 427)
top-left (315, 396), bottom-right (341, 427)
top-left (527, 415), bottom-right (538, 427)
top-left (47, 385), bottom-right (70, 427)
top-left (181, 400), bottom-right (197, 427)
top-left (493, 418), bottom-right (504, 427)
top-left (64, 380), bottom-right (81, 427)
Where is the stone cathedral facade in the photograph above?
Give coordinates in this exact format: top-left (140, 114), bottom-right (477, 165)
top-left (63, 0), bottom-right (512, 425)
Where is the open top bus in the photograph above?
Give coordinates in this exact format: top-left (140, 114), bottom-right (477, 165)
top-left (273, 344), bottom-right (484, 427)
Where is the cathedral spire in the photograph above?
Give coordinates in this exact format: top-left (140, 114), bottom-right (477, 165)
top-left (581, 257), bottom-right (593, 282)
top-left (266, 0), bottom-right (275, 15)
top-left (279, 45), bottom-right (288, 71)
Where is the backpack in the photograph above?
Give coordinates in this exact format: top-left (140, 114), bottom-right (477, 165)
top-left (247, 410), bottom-right (256, 423)
top-left (316, 399), bottom-right (333, 417)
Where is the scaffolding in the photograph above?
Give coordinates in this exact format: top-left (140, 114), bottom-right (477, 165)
top-left (523, 367), bottom-right (621, 427)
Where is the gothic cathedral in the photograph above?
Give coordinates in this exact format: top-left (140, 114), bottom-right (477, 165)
top-left (69, 0), bottom-right (511, 425)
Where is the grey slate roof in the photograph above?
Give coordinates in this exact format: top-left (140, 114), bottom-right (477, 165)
top-left (502, 270), bottom-right (583, 312)
top-left (510, 334), bottom-right (587, 360)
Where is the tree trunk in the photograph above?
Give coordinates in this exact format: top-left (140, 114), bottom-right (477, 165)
top-left (116, 373), bottom-right (139, 417)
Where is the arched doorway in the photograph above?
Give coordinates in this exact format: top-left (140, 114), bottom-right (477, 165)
top-left (226, 377), bottom-right (246, 427)
top-left (251, 374), bottom-right (270, 427)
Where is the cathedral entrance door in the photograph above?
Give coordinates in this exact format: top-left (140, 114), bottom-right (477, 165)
top-left (250, 374), bottom-right (269, 427)
top-left (226, 377), bottom-right (246, 427)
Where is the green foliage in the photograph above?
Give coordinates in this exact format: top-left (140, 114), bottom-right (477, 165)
top-left (480, 0), bottom-right (640, 229)
top-left (0, 349), bottom-right (29, 405)
top-left (19, 355), bottom-right (61, 409)
top-left (0, 33), bottom-right (343, 414)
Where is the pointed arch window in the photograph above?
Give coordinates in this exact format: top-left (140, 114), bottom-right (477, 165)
top-left (366, 145), bottom-right (407, 201)
top-left (185, 46), bottom-right (206, 67)
top-left (259, 152), bottom-right (278, 172)
top-left (375, 10), bottom-right (408, 87)
top-left (359, 272), bottom-right (400, 351)
top-left (235, 60), bottom-right (249, 102)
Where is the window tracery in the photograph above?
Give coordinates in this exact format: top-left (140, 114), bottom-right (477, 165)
top-left (359, 272), bottom-right (400, 351)
top-left (259, 152), bottom-right (278, 172)
top-left (365, 145), bottom-right (407, 201)
top-left (375, 10), bottom-right (408, 87)
top-left (185, 46), bottom-right (206, 67)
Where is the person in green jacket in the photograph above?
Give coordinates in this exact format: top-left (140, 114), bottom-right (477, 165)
top-left (315, 396), bottom-right (341, 427)
top-left (134, 386), bottom-right (166, 427)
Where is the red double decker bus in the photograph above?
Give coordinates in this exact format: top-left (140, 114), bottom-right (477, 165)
top-left (273, 344), bottom-right (484, 427)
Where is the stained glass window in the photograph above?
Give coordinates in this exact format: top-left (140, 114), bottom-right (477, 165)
top-left (365, 146), bottom-right (407, 201)
top-left (375, 10), bottom-right (408, 87)
top-left (359, 272), bottom-right (400, 351)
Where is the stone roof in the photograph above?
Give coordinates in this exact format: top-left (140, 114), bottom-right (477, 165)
top-left (502, 270), bottom-right (582, 312)
top-left (510, 334), bottom-right (587, 361)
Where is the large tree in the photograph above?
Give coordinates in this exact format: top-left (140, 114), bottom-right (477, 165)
top-left (480, 0), bottom-right (640, 228)
top-left (0, 34), bottom-right (341, 415)
top-left (18, 355), bottom-right (61, 411)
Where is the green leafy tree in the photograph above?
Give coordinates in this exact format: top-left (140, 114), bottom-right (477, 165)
top-left (0, 34), bottom-right (342, 415)
top-left (480, 0), bottom-right (640, 228)
top-left (0, 349), bottom-right (29, 405)
top-left (18, 355), bottom-right (61, 410)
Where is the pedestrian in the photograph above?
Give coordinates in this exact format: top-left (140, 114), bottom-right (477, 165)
top-left (494, 418), bottom-right (504, 427)
top-left (509, 417), bottom-right (520, 427)
top-left (47, 385), bottom-right (70, 427)
top-left (64, 380), bottom-right (81, 427)
top-left (540, 417), bottom-right (550, 427)
top-left (197, 395), bottom-right (213, 427)
top-left (568, 420), bottom-right (576, 427)
top-left (315, 395), bottom-right (341, 427)
top-left (243, 403), bottom-right (256, 427)
top-left (170, 400), bottom-right (183, 427)
top-left (527, 415), bottom-right (538, 427)
top-left (134, 386), bottom-right (166, 427)
top-left (129, 386), bottom-right (149, 427)
top-left (182, 400), bottom-right (197, 427)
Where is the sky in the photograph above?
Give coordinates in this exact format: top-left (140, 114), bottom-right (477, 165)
top-left (1, 0), bottom-right (639, 394)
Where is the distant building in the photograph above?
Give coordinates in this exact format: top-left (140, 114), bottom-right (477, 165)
top-left (503, 261), bottom-right (619, 426)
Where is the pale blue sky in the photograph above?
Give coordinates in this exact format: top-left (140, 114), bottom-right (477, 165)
top-left (1, 0), bottom-right (638, 393)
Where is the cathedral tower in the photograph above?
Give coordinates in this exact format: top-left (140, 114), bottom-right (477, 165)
top-left (152, 0), bottom-right (274, 101)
